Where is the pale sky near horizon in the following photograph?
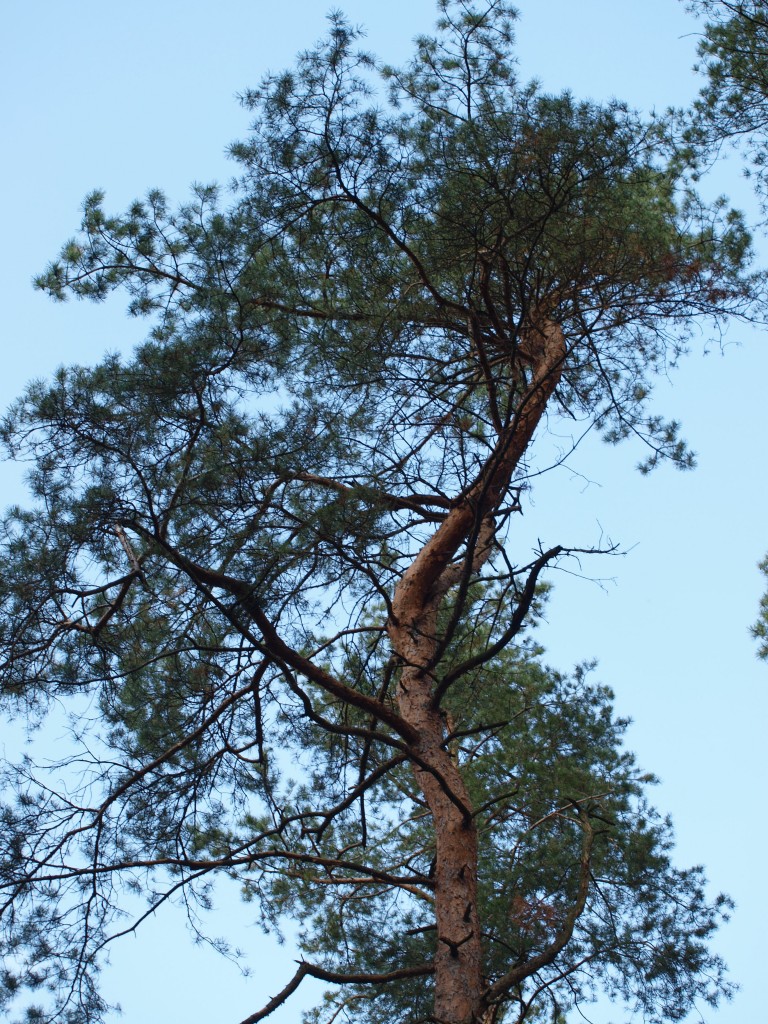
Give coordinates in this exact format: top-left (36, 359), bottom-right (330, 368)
top-left (1, 2), bottom-right (766, 1022)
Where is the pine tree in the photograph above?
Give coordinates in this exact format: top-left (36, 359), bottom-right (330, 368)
top-left (685, 0), bottom-right (768, 654)
top-left (0, 3), bottom-right (754, 1022)
top-left (688, 0), bottom-right (768, 212)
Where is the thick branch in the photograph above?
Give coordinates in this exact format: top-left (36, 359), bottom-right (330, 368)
top-left (391, 319), bottom-right (566, 623)
top-left (294, 472), bottom-right (453, 513)
top-left (239, 960), bottom-right (434, 1024)
top-left (125, 525), bottom-right (419, 744)
top-left (431, 545), bottom-right (563, 707)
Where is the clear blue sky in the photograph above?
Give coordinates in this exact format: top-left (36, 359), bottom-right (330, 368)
top-left (1, 2), bottom-right (765, 1022)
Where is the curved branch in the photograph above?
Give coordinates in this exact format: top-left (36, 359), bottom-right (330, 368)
top-left (390, 319), bottom-right (566, 624)
top-left (125, 523), bottom-right (420, 744)
top-left (239, 959), bottom-right (434, 1024)
top-left (483, 806), bottom-right (595, 1005)
top-left (431, 545), bottom-right (563, 707)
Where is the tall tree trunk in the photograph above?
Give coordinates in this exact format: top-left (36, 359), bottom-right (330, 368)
top-left (388, 319), bottom-right (567, 1023)
top-left (394, 606), bottom-right (484, 1024)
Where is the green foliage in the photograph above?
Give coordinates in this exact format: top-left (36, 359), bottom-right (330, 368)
top-left (275, 600), bottom-right (732, 1024)
top-left (686, 1), bottom-right (768, 654)
top-left (0, 2), bottom-right (752, 1021)
top-left (751, 554), bottom-right (768, 657)
top-left (687, 0), bottom-right (768, 211)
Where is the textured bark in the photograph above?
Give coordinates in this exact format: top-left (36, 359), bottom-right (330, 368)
top-left (388, 320), bottom-right (566, 1023)
top-left (393, 602), bottom-right (484, 1024)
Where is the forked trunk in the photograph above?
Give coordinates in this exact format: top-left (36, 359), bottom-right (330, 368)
top-left (389, 319), bottom-right (567, 1022)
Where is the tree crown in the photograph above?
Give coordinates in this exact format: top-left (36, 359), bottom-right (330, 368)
top-left (0, 3), bottom-right (752, 1022)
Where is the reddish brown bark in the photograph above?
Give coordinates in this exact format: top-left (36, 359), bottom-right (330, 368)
top-left (396, 627), bottom-right (484, 1024)
top-left (387, 320), bottom-right (567, 1023)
